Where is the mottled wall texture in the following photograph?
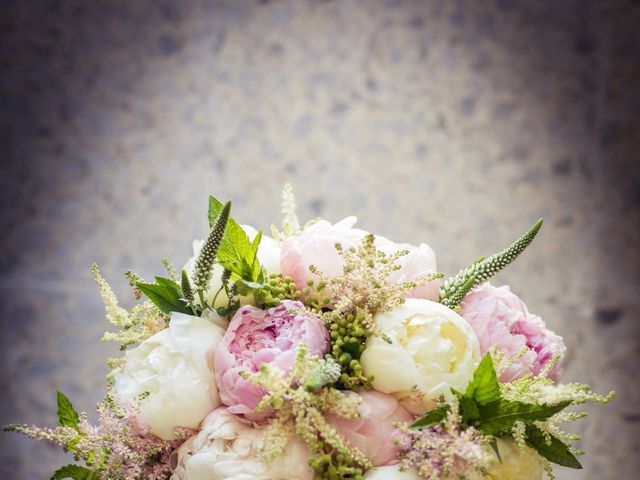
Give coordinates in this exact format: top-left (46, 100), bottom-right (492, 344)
top-left (1, 0), bottom-right (638, 478)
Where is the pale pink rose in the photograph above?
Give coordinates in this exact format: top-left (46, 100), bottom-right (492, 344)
top-left (328, 391), bottom-right (413, 466)
top-left (214, 300), bottom-right (329, 416)
top-left (280, 217), bottom-right (440, 300)
top-left (459, 283), bottom-right (566, 382)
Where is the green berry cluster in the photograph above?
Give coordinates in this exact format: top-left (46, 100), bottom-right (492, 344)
top-left (302, 277), bottom-right (332, 310)
top-left (309, 450), bottom-right (365, 480)
top-left (325, 312), bottom-right (373, 389)
top-left (255, 273), bottom-right (302, 308)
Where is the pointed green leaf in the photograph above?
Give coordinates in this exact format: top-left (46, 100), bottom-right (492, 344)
top-left (236, 278), bottom-right (264, 295)
top-left (50, 465), bottom-right (97, 480)
top-left (410, 405), bottom-right (451, 429)
top-left (489, 437), bottom-right (502, 462)
top-left (458, 395), bottom-right (481, 423)
top-left (210, 195), bottom-right (265, 282)
top-left (525, 424), bottom-right (582, 469)
top-left (138, 282), bottom-right (190, 315)
top-left (465, 354), bottom-right (501, 405)
top-left (154, 276), bottom-right (181, 294)
top-left (56, 391), bottom-right (80, 430)
top-left (208, 195), bottom-right (225, 226)
top-left (478, 400), bottom-right (572, 435)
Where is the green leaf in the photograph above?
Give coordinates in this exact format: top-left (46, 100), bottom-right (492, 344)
top-left (154, 276), bottom-right (181, 293)
top-left (209, 195), bottom-right (263, 282)
top-left (478, 399), bottom-right (572, 436)
top-left (454, 355), bottom-right (572, 436)
top-left (464, 354), bottom-right (501, 405)
top-left (56, 391), bottom-right (80, 430)
top-left (236, 278), bottom-right (265, 295)
top-left (489, 437), bottom-right (502, 462)
top-left (525, 424), bottom-right (582, 469)
top-left (138, 282), bottom-right (190, 315)
top-left (458, 394), bottom-right (481, 423)
top-left (208, 195), bottom-right (225, 226)
top-left (50, 465), bottom-right (97, 480)
top-left (410, 405), bottom-right (451, 429)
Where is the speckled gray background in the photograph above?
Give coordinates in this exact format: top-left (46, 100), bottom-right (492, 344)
top-left (1, 0), bottom-right (639, 478)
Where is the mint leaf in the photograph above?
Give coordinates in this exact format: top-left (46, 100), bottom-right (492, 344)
top-left (452, 355), bottom-right (500, 426)
top-left (525, 424), bottom-right (582, 469)
top-left (56, 391), bottom-right (80, 430)
top-left (138, 281), bottom-right (190, 315)
top-left (51, 465), bottom-right (97, 480)
top-left (458, 394), bottom-right (481, 423)
top-left (478, 399), bottom-right (572, 436)
top-left (464, 354), bottom-right (500, 405)
top-left (448, 354), bottom-right (582, 469)
top-left (208, 195), bottom-right (225, 226)
top-left (209, 195), bottom-right (264, 282)
top-left (410, 405), bottom-right (450, 429)
top-left (154, 276), bottom-right (181, 293)
top-left (217, 224), bottom-right (255, 278)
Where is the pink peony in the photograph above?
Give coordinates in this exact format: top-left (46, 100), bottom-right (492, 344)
top-left (328, 391), bottom-right (413, 466)
top-left (459, 283), bottom-right (566, 382)
top-left (280, 217), bottom-right (440, 300)
top-left (214, 300), bottom-right (329, 416)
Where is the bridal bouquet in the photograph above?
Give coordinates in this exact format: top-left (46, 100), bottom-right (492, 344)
top-left (5, 185), bottom-right (613, 480)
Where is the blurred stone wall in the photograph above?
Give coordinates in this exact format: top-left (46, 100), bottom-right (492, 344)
top-left (1, 0), bottom-right (638, 478)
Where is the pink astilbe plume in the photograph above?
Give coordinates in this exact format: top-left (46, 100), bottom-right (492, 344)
top-left (5, 396), bottom-right (192, 480)
top-left (400, 406), bottom-right (492, 480)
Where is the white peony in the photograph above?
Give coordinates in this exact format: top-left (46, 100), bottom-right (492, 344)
top-left (363, 465), bottom-right (420, 480)
top-left (170, 408), bottom-right (314, 480)
top-left (485, 438), bottom-right (544, 480)
top-left (183, 225), bottom-right (281, 309)
top-left (360, 299), bottom-right (480, 413)
top-left (114, 312), bottom-right (225, 440)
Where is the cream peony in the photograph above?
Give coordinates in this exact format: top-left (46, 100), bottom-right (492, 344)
top-left (363, 465), bottom-right (421, 480)
top-left (485, 438), bottom-right (544, 480)
top-left (115, 312), bottom-right (225, 440)
top-left (170, 408), bottom-right (314, 480)
top-left (360, 299), bottom-right (480, 413)
top-left (183, 225), bottom-right (281, 309)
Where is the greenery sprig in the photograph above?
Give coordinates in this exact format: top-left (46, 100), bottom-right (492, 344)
top-left (180, 270), bottom-right (195, 305)
top-left (193, 201), bottom-right (231, 303)
top-left (410, 354), bottom-right (614, 470)
top-left (439, 218), bottom-right (543, 308)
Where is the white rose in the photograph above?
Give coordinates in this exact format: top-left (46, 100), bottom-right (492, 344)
top-left (183, 225), bottom-right (281, 309)
top-left (363, 465), bottom-right (420, 480)
top-left (170, 408), bottom-right (314, 480)
top-left (485, 438), bottom-right (544, 480)
top-left (115, 312), bottom-right (225, 440)
top-left (360, 299), bottom-right (480, 413)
